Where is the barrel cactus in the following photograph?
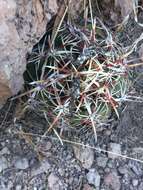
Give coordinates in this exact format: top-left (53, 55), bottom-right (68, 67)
top-left (24, 9), bottom-right (133, 141)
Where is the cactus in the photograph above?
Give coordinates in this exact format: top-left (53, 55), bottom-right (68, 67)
top-left (23, 7), bottom-right (134, 142)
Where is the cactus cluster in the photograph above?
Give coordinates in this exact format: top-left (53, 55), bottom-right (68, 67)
top-left (24, 12), bottom-right (131, 141)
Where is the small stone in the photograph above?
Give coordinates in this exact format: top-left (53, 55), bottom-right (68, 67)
top-left (133, 147), bottom-right (143, 160)
top-left (73, 145), bottom-right (94, 169)
top-left (105, 130), bottom-right (111, 136)
top-left (108, 143), bottom-right (121, 159)
top-left (45, 141), bottom-right (52, 150)
top-left (129, 161), bottom-right (143, 176)
top-left (118, 166), bottom-right (128, 174)
top-left (0, 156), bottom-right (10, 172)
top-left (86, 168), bottom-right (100, 190)
top-left (132, 179), bottom-right (138, 187)
top-left (48, 173), bottom-right (61, 190)
top-left (16, 185), bottom-right (22, 190)
top-left (105, 168), bottom-right (110, 173)
top-left (108, 159), bottom-right (116, 169)
top-left (38, 141), bottom-right (52, 152)
top-left (31, 158), bottom-right (50, 176)
top-left (0, 147), bottom-right (10, 155)
top-left (104, 171), bottom-right (121, 190)
top-left (14, 157), bottom-right (29, 170)
top-left (83, 184), bottom-right (93, 190)
top-left (7, 180), bottom-right (13, 189)
top-left (138, 182), bottom-right (143, 190)
top-left (97, 156), bottom-right (108, 168)
top-left (58, 168), bottom-right (65, 176)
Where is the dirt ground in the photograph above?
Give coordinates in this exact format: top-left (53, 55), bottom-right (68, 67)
top-left (0, 5), bottom-right (143, 190)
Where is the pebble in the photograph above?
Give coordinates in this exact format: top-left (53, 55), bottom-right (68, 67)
top-left (108, 143), bottom-right (121, 159)
top-left (107, 160), bottom-right (115, 169)
top-left (73, 145), bottom-right (94, 169)
top-left (48, 173), bottom-right (61, 190)
top-left (58, 168), bottom-right (65, 176)
top-left (45, 141), bottom-right (52, 150)
top-left (16, 185), bottom-right (22, 190)
top-left (105, 168), bottom-right (110, 173)
top-left (104, 171), bottom-right (121, 190)
top-left (83, 184), bottom-right (94, 190)
top-left (0, 147), bottom-right (10, 155)
top-left (118, 166), bottom-right (128, 174)
top-left (97, 156), bottom-right (108, 168)
top-left (0, 156), bottom-right (10, 172)
top-left (105, 130), bottom-right (112, 136)
top-left (31, 158), bottom-right (50, 176)
top-left (7, 180), bottom-right (13, 189)
top-left (132, 179), bottom-right (138, 187)
top-left (14, 157), bottom-right (29, 170)
top-left (129, 161), bottom-right (143, 176)
top-left (39, 141), bottom-right (52, 152)
top-left (138, 182), bottom-right (143, 190)
top-left (86, 168), bottom-right (100, 190)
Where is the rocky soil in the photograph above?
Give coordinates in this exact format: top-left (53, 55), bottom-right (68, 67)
top-left (1, 97), bottom-right (143, 190)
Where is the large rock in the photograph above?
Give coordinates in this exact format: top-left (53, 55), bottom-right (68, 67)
top-left (0, 0), bottom-right (58, 106)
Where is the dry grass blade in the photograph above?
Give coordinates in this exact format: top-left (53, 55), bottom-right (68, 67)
top-left (51, 1), bottom-right (68, 46)
top-left (128, 62), bottom-right (143, 67)
top-left (12, 129), bottom-right (143, 164)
